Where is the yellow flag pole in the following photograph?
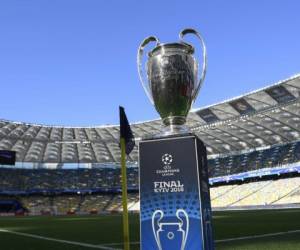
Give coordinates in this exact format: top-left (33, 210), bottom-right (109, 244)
top-left (120, 137), bottom-right (130, 250)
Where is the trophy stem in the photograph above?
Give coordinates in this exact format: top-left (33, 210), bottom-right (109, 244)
top-left (158, 116), bottom-right (189, 136)
top-left (161, 124), bottom-right (190, 136)
top-left (162, 116), bottom-right (186, 126)
top-left (146, 124), bottom-right (190, 140)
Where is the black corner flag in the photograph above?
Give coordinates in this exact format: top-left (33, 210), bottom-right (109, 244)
top-left (119, 106), bottom-right (134, 250)
top-left (119, 106), bottom-right (135, 155)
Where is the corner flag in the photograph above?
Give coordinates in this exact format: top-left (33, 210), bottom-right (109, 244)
top-left (119, 106), bottom-right (134, 250)
top-left (119, 106), bottom-right (135, 155)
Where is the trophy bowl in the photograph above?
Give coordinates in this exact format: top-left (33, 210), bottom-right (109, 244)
top-left (138, 28), bottom-right (207, 136)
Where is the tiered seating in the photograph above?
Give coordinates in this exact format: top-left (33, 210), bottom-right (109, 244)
top-left (275, 189), bottom-right (300, 205)
top-left (0, 168), bottom-right (139, 191)
top-left (105, 194), bottom-right (122, 211)
top-left (104, 193), bottom-right (138, 212)
top-left (80, 194), bottom-right (113, 213)
top-left (53, 195), bottom-right (81, 214)
top-left (14, 193), bottom-right (138, 214)
top-left (208, 140), bottom-right (300, 178)
top-left (210, 185), bottom-right (238, 202)
top-left (20, 196), bottom-right (52, 214)
top-left (2, 176), bottom-right (300, 214)
top-left (0, 140), bottom-right (299, 192)
top-left (211, 182), bottom-right (270, 207)
top-left (293, 141), bottom-right (300, 162)
top-left (211, 177), bottom-right (300, 208)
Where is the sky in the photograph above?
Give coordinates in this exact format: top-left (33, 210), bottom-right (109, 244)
top-left (0, 0), bottom-right (299, 126)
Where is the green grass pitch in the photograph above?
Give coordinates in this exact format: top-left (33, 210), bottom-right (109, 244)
top-left (0, 209), bottom-right (300, 250)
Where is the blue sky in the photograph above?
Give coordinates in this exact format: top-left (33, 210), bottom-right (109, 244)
top-left (0, 0), bottom-right (299, 126)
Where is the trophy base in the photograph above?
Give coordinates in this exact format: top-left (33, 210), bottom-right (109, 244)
top-left (139, 135), bottom-right (215, 250)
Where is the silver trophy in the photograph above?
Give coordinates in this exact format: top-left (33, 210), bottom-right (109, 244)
top-left (138, 28), bottom-right (207, 135)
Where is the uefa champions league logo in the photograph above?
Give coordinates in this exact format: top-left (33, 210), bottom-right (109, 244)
top-left (157, 153), bottom-right (179, 177)
top-left (152, 209), bottom-right (189, 250)
top-left (162, 154), bottom-right (173, 165)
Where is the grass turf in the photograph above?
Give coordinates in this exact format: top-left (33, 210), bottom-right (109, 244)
top-left (0, 209), bottom-right (300, 249)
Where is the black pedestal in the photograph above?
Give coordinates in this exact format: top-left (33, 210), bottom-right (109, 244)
top-left (139, 134), bottom-right (214, 250)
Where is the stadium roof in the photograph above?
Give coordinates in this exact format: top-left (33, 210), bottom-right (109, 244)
top-left (0, 74), bottom-right (300, 163)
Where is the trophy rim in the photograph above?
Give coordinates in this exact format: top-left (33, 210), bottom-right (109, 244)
top-left (149, 42), bottom-right (194, 57)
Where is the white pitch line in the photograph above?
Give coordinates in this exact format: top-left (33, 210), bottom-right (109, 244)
top-left (100, 241), bottom-right (140, 246)
top-left (2, 227), bottom-right (299, 248)
top-left (100, 229), bottom-right (300, 247)
top-left (215, 229), bottom-right (300, 243)
top-left (0, 229), bottom-right (121, 250)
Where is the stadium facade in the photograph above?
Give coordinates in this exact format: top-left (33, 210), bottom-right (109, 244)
top-left (0, 74), bottom-right (300, 215)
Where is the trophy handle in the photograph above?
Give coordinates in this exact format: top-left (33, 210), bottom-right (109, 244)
top-left (176, 209), bottom-right (189, 250)
top-left (152, 209), bottom-right (164, 250)
top-left (179, 28), bottom-right (207, 103)
top-left (137, 36), bottom-right (160, 105)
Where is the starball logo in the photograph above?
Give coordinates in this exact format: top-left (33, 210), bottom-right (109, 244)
top-left (155, 153), bottom-right (180, 177)
top-left (162, 153), bottom-right (173, 165)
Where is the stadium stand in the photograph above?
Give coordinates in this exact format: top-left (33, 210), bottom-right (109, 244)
top-left (0, 140), bottom-right (299, 193)
top-left (0, 73), bottom-right (300, 214)
top-left (211, 177), bottom-right (300, 208)
top-left (2, 176), bottom-right (300, 215)
top-left (0, 137), bottom-right (299, 214)
top-left (208, 140), bottom-right (300, 178)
